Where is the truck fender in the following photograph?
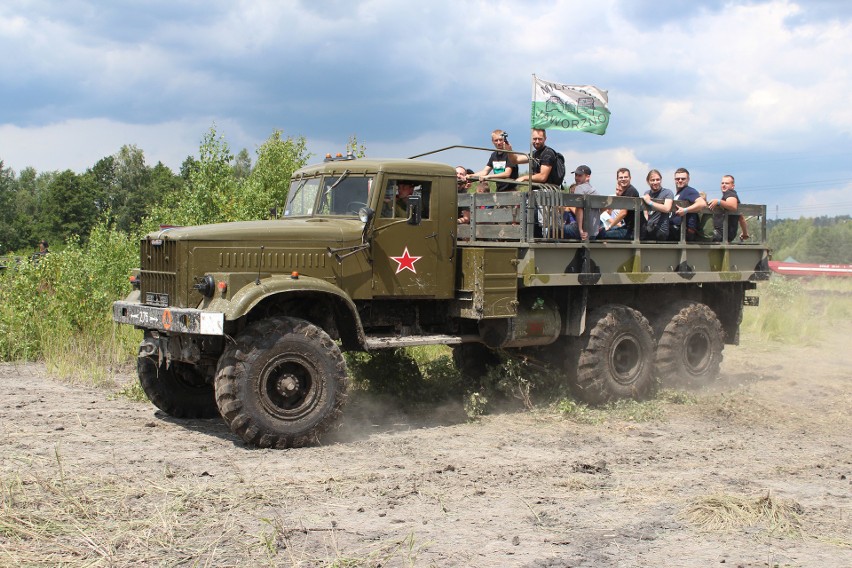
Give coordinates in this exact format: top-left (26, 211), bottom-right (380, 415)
top-left (213, 274), bottom-right (367, 350)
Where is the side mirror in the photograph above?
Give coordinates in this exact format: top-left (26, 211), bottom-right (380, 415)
top-left (407, 192), bottom-right (422, 225)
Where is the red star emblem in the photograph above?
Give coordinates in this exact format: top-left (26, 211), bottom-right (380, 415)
top-left (390, 246), bottom-right (421, 274)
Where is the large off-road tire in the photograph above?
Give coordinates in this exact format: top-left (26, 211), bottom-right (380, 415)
top-left (214, 317), bottom-right (348, 449)
top-left (654, 301), bottom-right (724, 388)
top-left (452, 343), bottom-right (501, 386)
top-left (572, 304), bottom-right (656, 405)
top-left (137, 352), bottom-right (219, 419)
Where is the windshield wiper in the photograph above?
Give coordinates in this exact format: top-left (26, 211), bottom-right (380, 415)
top-left (326, 170), bottom-right (351, 192)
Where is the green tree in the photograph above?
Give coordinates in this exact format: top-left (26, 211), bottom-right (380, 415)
top-left (233, 148), bottom-right (252, 180)
top-left (41, 170), bottom-right (99, 244)
top-left (236, 130), bottom-right (310, 220)
top-left (346, 134), bottom-right (367, 158)
top-left (0, 160), bottom-right (16, 253)
top-left (149, 125), bottom-right (237, 226)
top-left (12, 167), bottom-right (55, 251)
top-left (147, 126), bottom-right (311, 227)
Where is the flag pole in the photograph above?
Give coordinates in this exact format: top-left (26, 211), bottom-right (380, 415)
top-left (529, 74), bottom-right (536, 186)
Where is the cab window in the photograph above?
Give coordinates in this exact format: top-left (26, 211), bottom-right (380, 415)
top-left (380, 179), bottom-right (431, 219)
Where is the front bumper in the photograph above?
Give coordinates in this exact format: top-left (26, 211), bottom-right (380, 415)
top-left (113, 301), bottom-right (224, 335)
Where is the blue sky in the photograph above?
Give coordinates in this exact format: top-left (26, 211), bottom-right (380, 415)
top-left (1, 0), bottom-right (851, 218)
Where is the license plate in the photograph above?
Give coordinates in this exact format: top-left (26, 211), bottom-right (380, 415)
top-left (146, 292), bottom-right (170, 307)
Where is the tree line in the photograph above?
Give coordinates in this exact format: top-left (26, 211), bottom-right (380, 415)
top-left (766, 216), bottom-right (852, 264)
top-left (0, 126), bottom-right (310, 255)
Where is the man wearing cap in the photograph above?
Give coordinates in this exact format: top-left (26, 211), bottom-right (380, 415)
top-left (669, 167), bottom-right (706, 242)
top-left (563, 165), bottom-right (600, 240)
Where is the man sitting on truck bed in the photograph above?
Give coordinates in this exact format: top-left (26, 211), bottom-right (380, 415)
top-left (563, 165), bottom-right (600, 241)
top-left (603, 168), bottom-right (641, 240)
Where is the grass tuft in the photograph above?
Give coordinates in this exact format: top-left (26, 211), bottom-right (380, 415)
top-left (682, 491), bottom-right (804, 536)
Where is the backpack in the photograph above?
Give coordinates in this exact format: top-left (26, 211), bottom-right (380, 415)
top-left (553, 151), bottom-right (566, 185)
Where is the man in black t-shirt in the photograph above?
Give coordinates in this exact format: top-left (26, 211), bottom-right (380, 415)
top-left (603, 168), bottom-right (641, 240)
top-left (511, 129), bottom-right (561, 186)
top-left (469, 129), bottom-right (519, 192)
top-left (708, 174), bottom-right (741, 242)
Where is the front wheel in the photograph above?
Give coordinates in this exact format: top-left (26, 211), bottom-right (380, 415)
top-left (137, 340), bottom-right (219, 419)
top-left (572, 305), bottom-right (656, 405)
top-left (214, 317), bottom-right (348, 448)
top-left (654, 301), bottom-right (724, 388)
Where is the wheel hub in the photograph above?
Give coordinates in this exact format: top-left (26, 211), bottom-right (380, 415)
top-left (276, 375), bottom-right (300, 396)
top-left (684, 332), bottom-right (711, 372)
top-left (611, 335), bottom-right (642, 384)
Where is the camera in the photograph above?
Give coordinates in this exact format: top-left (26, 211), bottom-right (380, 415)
top-left (501, 132), bottom-right (509, 141)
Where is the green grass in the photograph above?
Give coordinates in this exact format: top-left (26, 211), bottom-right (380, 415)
top-left (740, 276), bottom-right (852, 345)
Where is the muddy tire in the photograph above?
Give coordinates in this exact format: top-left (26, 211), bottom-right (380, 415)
top-left (214, 317), bottom-right (348, 448)
top-left (654, 301), bottom-right (724, 388)
top-left (452, 343), bottom-right (501, 386)
top-left (138, 353), bottom-right (219, 419)
top-left (572, 304), bottom-right (656, 405)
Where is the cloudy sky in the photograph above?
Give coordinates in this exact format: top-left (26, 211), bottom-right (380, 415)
top-left (1, 0), bottom-right (851, 218)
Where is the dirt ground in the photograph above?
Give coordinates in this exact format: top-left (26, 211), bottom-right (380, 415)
top-left (1, 320), bottom-right (850, 567)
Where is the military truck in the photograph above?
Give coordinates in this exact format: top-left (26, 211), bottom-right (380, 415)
top-left (113, 148), bottom-right (770, 448)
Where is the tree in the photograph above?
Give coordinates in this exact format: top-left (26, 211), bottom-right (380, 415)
top-left (149, 125), bottom-right (237, 227)
top-left (11, 167), bottom-right (55, 251)
top-left (233, 148), bottom-right (252, 180)
top-left (237, 130), bottom-right (310, 220)
top-left (0, 160), bottom-right (16, 253)
top-left (41, 170), bottom-right (99, 244)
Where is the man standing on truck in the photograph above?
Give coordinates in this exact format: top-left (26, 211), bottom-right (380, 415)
top-left (511, 129), bottom-right (560, 185)
top-left (469, 129), bottom-right (519, 192)
top-left (670, 167), bottom-right (706, 242)
top-left (563, 165), bottom-right (600, 241)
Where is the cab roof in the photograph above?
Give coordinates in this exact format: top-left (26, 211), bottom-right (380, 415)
top-left (293, 158), bottom-right (456, 179)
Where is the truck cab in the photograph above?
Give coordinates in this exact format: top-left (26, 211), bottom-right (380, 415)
top-left (285, 158), bottom-right (458, 300)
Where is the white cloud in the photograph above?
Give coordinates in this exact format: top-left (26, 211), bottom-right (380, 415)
top-left (0, 118), bottom-right (238, 173)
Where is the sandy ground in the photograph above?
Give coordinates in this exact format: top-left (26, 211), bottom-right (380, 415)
top-left (1, 322), bottom-right (850, 567)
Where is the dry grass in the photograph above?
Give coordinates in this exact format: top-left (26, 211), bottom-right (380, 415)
top-left (682, 491), bottom-right (804, 536)
top-left (0, 453), bottom-right (423, 567)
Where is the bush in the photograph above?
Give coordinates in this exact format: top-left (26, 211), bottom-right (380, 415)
top-left (0, 223), bottom-right (140, 383)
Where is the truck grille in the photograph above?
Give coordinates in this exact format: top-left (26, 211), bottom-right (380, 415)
top-left (140, 240), bottom-right (178, 306)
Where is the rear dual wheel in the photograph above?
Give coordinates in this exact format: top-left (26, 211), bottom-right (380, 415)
top-left (571, 304), bottom-right (656, 405)
top-left (654, 301), bottom-right (724, 388)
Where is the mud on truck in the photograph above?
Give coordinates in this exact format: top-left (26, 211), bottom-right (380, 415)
top-left (113, 147), bottom-right (771, 448)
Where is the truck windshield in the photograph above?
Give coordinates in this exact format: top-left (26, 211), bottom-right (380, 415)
top-left (284, 175), bottom-right (374, 217)
top-left (284, 178), bottom-right (321, 216)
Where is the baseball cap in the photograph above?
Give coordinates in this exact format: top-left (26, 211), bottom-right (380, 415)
top-left (572, 165), bottom-right (592, 175)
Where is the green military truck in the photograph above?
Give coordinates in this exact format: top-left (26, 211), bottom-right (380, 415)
top-left (113, 149), bottom-right (770, 448)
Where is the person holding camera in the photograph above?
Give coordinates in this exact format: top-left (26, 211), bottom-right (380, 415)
top-left (468, 129), bottom-right (519, 192)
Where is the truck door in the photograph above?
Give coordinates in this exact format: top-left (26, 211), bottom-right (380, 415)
top-left (371, 178), bottom-right (454, 298)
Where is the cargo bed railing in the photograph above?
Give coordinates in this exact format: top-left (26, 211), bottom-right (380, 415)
top-left (456, 190), bottom-right (767, 245)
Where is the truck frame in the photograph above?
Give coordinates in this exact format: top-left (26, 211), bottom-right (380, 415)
top-left (113, 148), bottom-right (770, 448)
